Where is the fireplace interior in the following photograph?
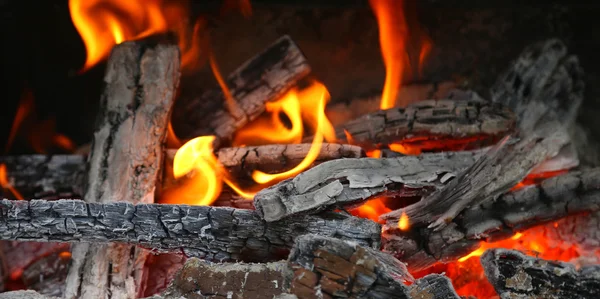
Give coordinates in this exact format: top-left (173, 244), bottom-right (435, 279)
top-left (0, 0), bottom-right (600, 298)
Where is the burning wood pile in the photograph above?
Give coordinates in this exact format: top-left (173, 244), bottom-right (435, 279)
top-left (1, 1), bottom-right (600, 299)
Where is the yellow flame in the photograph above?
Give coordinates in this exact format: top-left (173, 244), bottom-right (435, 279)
top-left (398, 211), bottom-right (410, 231)
top-left (458, 246), bottom-right (485, 263)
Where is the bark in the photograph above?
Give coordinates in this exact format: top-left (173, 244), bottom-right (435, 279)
top-left (0, 199), bottom-right (381, 263)
top-left (172, 35), bottom-right (311, 145)
top-left (254, 150), bottom-right (484, 222)
top-left (383, 121), bottom-right (571, 231)
top-left (324, 98), bottom-right (515, 152)
top-left (481, 248), bottom-right (600, 299)
top-left (64, 40), bottom-right (180, 299)
top-left (380, 168), bottom-right (600, 272)
top-left (0, 155), bottom-right (86, 200)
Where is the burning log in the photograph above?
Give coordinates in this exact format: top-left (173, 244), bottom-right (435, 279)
top-left (326, 99), bottom-right (515, 152)
top-left (481, 249), bottom-right (600, 299)
top-left (0, 155), bottom-right (85, 199)
top-left (288, 235), bottom-right (460, 299)
top-left (172, 35), bottom-right (311, 145)
top-left (64, 39), bottom-right (180, 299)
top-left (384, 121), bottom-right (571, 231)
top-left (381, 168), bottom-right (600, 272)
top-left (0, 199), bottom-right (381, 262)
top-left (254, 150), bottom-right (483, 222)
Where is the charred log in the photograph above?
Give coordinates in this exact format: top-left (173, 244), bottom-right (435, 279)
top-left (0, 199), bottom-right (381, 263)
top-left (172, 35), bottom-right (311, 145)
top-left (140, 253), bottom-right (186, 297)
top-left (0, 155), bottom-right (85, 200)
top-left (383, 121), bottom-right (571, 231)
top-left (254, 150), bottom-right (483, 222)
top-left (325, 99), bottom-right (514, 152)
top-left (381, 168), bottom-right (600, 272)
top-left (64, 39), bottom-right (180, 299)
top-left (481, 249), bottom-right (600, 299)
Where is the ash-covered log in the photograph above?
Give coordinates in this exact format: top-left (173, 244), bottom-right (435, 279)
top-left (0, 155), bottom-right (85, 199)
top-left (481, 249), bottom-right (600, 299)
top-left (254, 150), bottom-right (483, 222)
top-left (381, 168), bottom-right (600, 272)
top-left (172, 35), bottom-right (311, 145)
top-left (64, 39), bottom-right (180, 299)
top-left (0, 199), bottom-right (381, 262)
top-left (327, 99), bottom-right (515, 152)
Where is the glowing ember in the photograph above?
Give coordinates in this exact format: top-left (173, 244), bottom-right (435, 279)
top-left (369, 0), bottom-right (408, 109)
top-left (398, 211), bottom-right (410, 231)
top-left (511, 169), bottom-right (569, 191)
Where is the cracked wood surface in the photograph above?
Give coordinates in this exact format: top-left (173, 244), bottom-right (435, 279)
top-left (325, 99), bottom-right (515, 152)
top-left (172, 35), bottom-right (311, 145)
top-left (254, 150), bottom-right (484, 222)
top-left (481, 249), bottom-right (600, 299)
top-left (0, 199), bottom-right (381, 262)
top-left (380, 168), bottom-right (600, 272)
top-left (383, 121), bottom-right (571, 232)
top-left (64, 40), bottom-right (180, 299)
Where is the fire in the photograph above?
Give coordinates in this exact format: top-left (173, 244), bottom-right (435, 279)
top-left (209, 51), bottom-right (240, 116)
top-left (350, 198), bottom-right (391, 222)
top-left (398, 211), bottom-right (410, 231)
top-left (369, 0), bottom-right (408, 110)
top-left (160, 136), bottom-right (222, 206)
top-left (0, 164), bottom-right (23, 200)
top-left (511, 169), bottom-right (569, 191)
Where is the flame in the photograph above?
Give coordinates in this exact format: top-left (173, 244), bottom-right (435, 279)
top-left (209, 51), bottom-right (240, 115)
top-left (160, 136), bottom-right (222, 206)
top-left (350, 198), bottom-right (392, 222)
top-left (511, 169), bottom-right (569, 191)
top-left (6, 89), bottom-right (34, 153)
top-left (369, 0), bottom-right (408, 110)
top-left (0, 164), bottom-right (23, 200)
top-left (221, 0), bottom-right (253, 18)
top-left (251, 82), bottom-right (335, 184)
top-left (418, 39), bottom-right (432, 78)
top-left (398, 211), bottom-right (410, 231)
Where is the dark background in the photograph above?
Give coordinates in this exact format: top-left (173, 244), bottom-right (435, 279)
top-left (1, 0), bottom-right (599, 153)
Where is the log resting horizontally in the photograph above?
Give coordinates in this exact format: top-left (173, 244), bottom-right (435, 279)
top-left (324, 99), bottom-right (515, 152)
top-left (0, 200), bottom-right (381, 263)
top-left (381, 168), bottom-right (600, 272)
top-left (172, 35), bottom-right (311, 145)
top-left (64, 39), bottom-right (180, 299)
top-left (481, 249), bottom-right (600, 299)
top-left (254, 150), bottom-right (484, 222)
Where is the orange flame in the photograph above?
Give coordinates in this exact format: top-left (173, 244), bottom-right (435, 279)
top-left (398, 211), bottom-right (410, 231)
top-left (350, 198), bottom-right (391, 222)
top-left (209, 51), bottom-right (240, 115)
top-left (0, 164), bottom-right (23, 200)
top-left (369, 0), bottom-right (408, 110)
top-left (160, 136), bottom-right (222, 206)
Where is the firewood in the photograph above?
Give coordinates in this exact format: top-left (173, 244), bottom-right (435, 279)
top-left (490, 39), bottom-right (584, 134)
top-left (21, 251), bottom-right (71, 297)
top-left (254, 150), bottom-right (484, 222)
top-left (0, 155), bottom-right (85, 199)
top-left (481, 248), bottom-right (600, 299)
top-left (172, 35), bottom-right (311, 145)
top-left (156, 259), bottom-right (291, 299)
top-left (383, 121), bottom-right (571, 231)
top-left (140, 253), bottom-right (186, 297)
top-left (381, 168), bottom-right (600, 272)
top-left (325, 99), bottom-right (515, 151)
top-left (288, 235), bottom-right (460, 299)
top-left (0, 199), bottom-right (381, 262)
top-left (163, 143), bottom-right (365, 186)
top-left (0, 290), bottom-right (56, 299)
top-left (64, 39), bottom-right (180, 299)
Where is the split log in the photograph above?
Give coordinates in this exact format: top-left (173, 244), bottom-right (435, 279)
top-left (324, 98), bottom-right (515, 152)
top-left (172, 35), bottom-right (311, 145)
top-left (0, 241), bottom-right (69, 287)
top-left (163, 143), bottom-right (364, 187)
top-left (64, 39), bottom-right (180, 299)
top-left (383, 121), bottom-right (571, 231)
top-left (0, 199), bottom-right (381, 262)
top-left (288, 235), bottom-right (460, 299)
top-left (254, 150), bottom-right (484, 222)
top-left (156, 259), bottom-right (291, 299)
top-left (0, 155), bottom-right (85, 199)
top-left (381, 168), bottom-right (600, 272)
top-left (481, 249), bottom-right (600, 299)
